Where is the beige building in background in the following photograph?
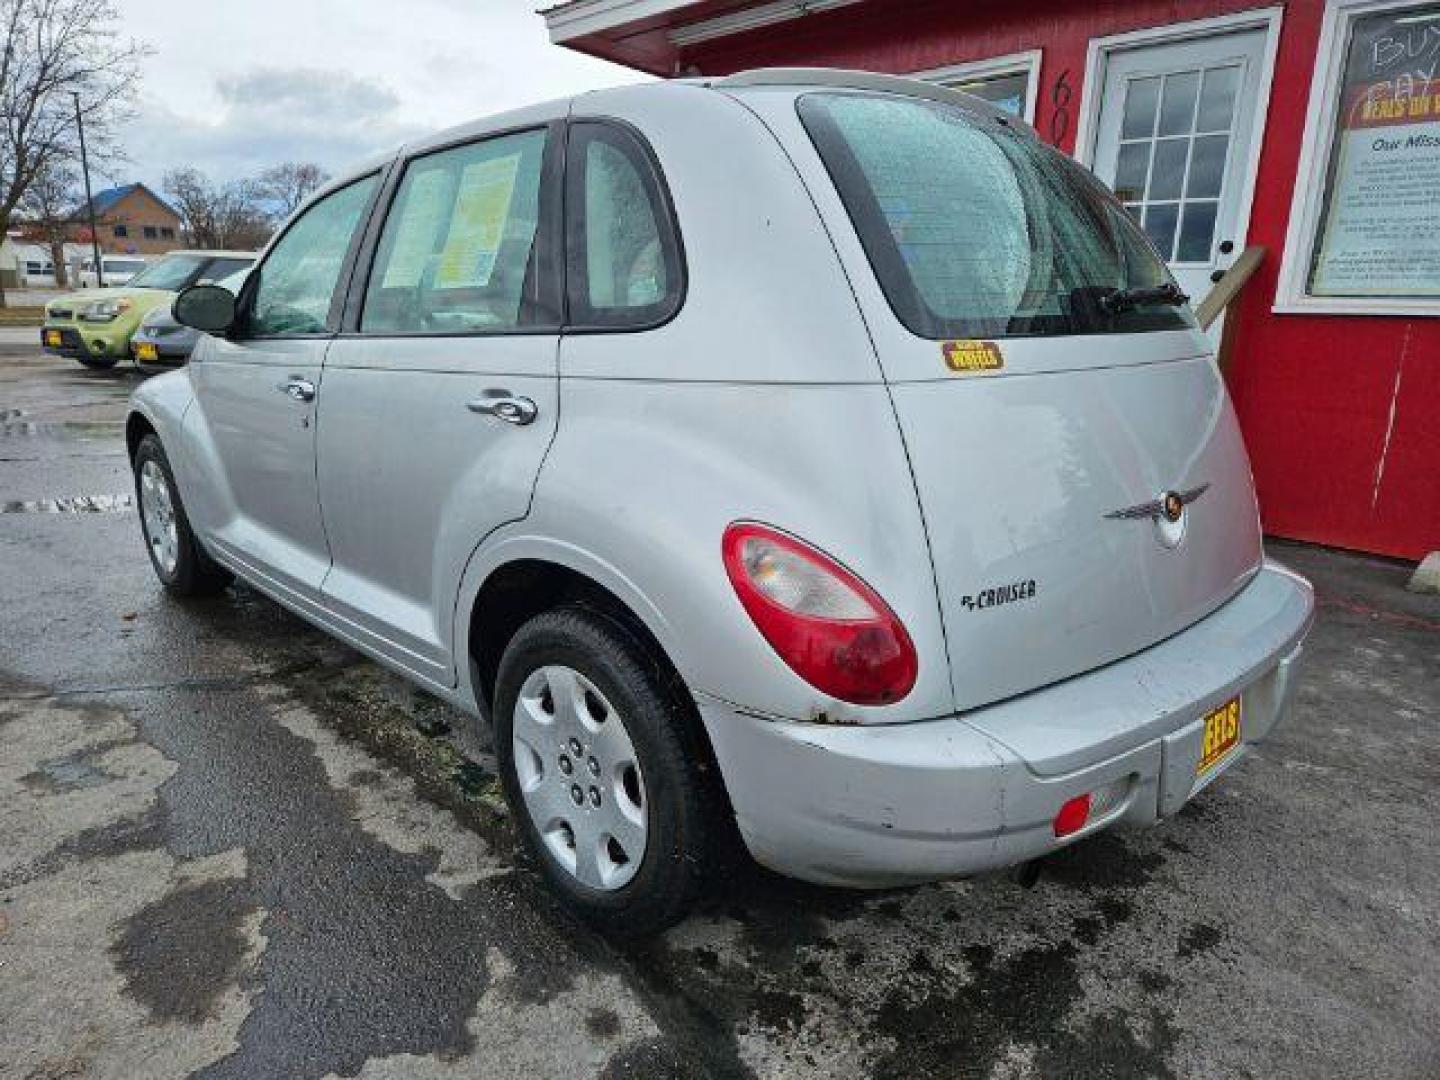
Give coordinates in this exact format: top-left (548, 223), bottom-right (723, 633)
top-left (69, 183), bottom-right (182, 256)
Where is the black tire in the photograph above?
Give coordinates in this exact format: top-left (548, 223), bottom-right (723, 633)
top-left (78, 353), bottom-right (119, 370)
top-left (494, 605), bottom-right (717, 936)
top-left (133, 434), bottom-right (232, 597)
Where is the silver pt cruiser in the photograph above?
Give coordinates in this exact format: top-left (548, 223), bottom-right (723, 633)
top-left (127, 70), bottom-right (1315, 934)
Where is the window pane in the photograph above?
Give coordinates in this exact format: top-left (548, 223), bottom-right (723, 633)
top-left (568, 123), bottom-right (681, 327)
top-left (252, 176), bottom-right (377, 335)
top-left (1177, 201), bottom-right (1218, 262)
top-left (1158, 71), bottom-right (1200, 136)
top-left (797, 92), bottom-right (1195, 338)
top-left (1113, 142), bottom-right (1150, 203)
top-left (363, 130), bottom-right (547, 333)
top-left (1187, 135), bottom-right (1229, 199)
top-left (1121, 77), bottom-right (1161, 139)
top-left (1143, 202), bottom-right (1180, 260)
top-left (1196, 66), bottom-right (1240, 133)
top-left (126, 254), bottom-right (209, 290)
top-left (585, 142), bottom-right (665, 309)
top-left (1307, 2), bottom-right (1440, 297)
top-left (202, 258), bottom-right (254, 283)
top-left (1149, 138), bottom-right (1188, 200)
top-left (952, 71), bottom-right (1029, 117)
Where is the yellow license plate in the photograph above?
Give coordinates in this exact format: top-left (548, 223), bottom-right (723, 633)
top-left (1197, 697), bottom-right (1242, 775)
top-left (135, 342), bottom-right (158, 361)
top-left (44, 329), bottom-right (62, 346)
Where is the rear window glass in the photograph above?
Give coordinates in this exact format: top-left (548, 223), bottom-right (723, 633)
top-left (797, 91), bottom-right (1196, 339)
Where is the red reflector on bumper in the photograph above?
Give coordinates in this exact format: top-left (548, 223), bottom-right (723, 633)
top-left (1053, 793), bottom-right (1092, 838)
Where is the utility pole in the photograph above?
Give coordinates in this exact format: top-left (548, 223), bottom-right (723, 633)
top-left (72, 91), bottom-right (104, 288)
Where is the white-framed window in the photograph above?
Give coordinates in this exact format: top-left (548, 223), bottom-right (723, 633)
top-left (1276, 0), bottom-right (1440, 316)
top-left (908, 50), bottom-right (1042, 124)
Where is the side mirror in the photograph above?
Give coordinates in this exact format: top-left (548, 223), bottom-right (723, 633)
top-left (172, 284), bottom-right (237, 334)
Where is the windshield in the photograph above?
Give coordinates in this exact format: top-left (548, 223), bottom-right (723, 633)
top-left (216, 267), bottom-right (250, 291)
top-left (104, 259), bottom-right (147, 274)
top-left (125, 254), bottom-right (210, 291)
top-left (797, 91), bottom-right (1196, 338)
top-left (198, 257), bottom-right (254, 284)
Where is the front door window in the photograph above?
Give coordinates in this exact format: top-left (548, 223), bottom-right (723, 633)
top-left (248, 175), bottom-right (378, 336)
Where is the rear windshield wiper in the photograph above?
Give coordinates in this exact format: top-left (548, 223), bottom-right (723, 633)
top-left (1099, 282), bottom-right (1189, 315)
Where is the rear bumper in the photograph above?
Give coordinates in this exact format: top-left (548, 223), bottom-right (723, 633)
top-left (700, 558), bottom-right (1314, 888)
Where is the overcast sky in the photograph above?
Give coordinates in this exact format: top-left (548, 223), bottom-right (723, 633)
top-left (113, 0), bottom-right (650, 191)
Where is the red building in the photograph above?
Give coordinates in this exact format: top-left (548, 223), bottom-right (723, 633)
top-left (546, 0), bottom-right (1440, 563)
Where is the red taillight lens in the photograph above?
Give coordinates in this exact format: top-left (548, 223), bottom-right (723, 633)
top-left (722, 522), bottom-right (918, 706)
top-left (1053, 793), bottom-right (1092, 838)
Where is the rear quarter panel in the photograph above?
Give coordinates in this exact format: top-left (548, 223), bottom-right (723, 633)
top-left (468, 84), bottom-right (953, 724)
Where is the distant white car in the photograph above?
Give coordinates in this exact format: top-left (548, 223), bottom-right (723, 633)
top-left (79, 255), bottom-right (150, 288)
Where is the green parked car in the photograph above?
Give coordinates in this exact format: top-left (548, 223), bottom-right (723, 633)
top-left (41, 249), bottom-right (255, 369)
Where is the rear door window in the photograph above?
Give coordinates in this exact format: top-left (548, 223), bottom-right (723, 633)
top-left (565, 122), bottom-right (682, 329)
top-left (362, 128), bottom-right (552, 333)
top-left (797, 91), bottom-right (1195, 339)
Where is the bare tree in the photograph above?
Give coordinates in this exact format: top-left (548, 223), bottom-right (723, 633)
top-left (255, 162), bottom-right (328, 222)
top-left (0, 0), bottom-right (142, 305)
top-left (162, 167), bottom-right (271, 250)
top-left (16, 162), bottom-right (77, 285)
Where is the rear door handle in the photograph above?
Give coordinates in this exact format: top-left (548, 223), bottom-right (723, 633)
top-left (466, 390), bottom-right (538, 426)
top-left (277, 376), bottom-right (316, 403)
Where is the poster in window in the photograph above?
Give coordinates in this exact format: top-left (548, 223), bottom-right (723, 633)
top-left (1310, 5), bottom-right (1440, 297)
top-left (434, 154), bottom-right (521, 290)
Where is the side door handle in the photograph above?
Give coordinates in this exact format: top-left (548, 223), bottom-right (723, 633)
top-left (466, 390), bottom-right (538, 426)
top-left (277, 376), bottom-right (316, 403)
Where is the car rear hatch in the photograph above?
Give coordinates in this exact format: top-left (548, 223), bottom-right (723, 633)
top-left (776, 85), bottom-right (1264, 713)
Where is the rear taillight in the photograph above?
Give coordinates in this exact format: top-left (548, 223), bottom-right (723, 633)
top-left (722, 522), bottom-right (917, 706)
top-left (1053, 794), bottom-right (1091, 838)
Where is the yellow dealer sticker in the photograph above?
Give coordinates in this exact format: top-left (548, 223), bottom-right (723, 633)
top-left (942, 339), bottom-right (1003, 374)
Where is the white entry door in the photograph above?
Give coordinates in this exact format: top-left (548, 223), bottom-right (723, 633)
top-left (1091, 29), bottom-right (1268, 317)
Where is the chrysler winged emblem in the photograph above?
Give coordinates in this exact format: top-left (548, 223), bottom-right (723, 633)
top-left (1105, 483), bottom-right (1210, 524)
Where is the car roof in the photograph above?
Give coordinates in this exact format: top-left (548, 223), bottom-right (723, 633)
top-left (316, 66), bottom-right (1023, 193)
top-left (160, 249), bottom-right (258, 259)
top-left (714, 67), bottom-right (1016, 119)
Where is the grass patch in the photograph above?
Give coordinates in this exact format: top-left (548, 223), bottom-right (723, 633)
top-left (0, 306), bottom-right (44, 326)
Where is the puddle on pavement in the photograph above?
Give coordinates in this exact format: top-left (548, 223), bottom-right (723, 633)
top-left (1, 494), bottom-right (134, 514)
top-left (0, 419), bottom-right (124, 439)
top-left (22, 754), bottom-right (120, 793)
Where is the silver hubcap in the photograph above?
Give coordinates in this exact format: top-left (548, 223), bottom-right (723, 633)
top-left (138, 459), bottom-right (179, 575)
top-left (512, 665), bottom-right (648, 891)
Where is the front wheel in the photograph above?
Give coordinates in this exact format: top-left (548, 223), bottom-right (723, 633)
top-left (77, 352), bottom-right (119, 370)
top-left (494, 606), bottom-right (717, 936)
top-left (133, 434), bottom-right (232, 596)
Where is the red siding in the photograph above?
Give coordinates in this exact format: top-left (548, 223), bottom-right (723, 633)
top-left (685, 0), bottom-right (1439, 560)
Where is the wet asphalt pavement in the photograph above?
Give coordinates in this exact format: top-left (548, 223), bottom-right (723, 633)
top-left (1, 341), bottom-right (1437, 1080)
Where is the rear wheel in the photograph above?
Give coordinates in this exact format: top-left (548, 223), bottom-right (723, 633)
top-left (133, 434), bottom-right (232, 596)
top-left (494, 606), bottom-right (715, 936)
